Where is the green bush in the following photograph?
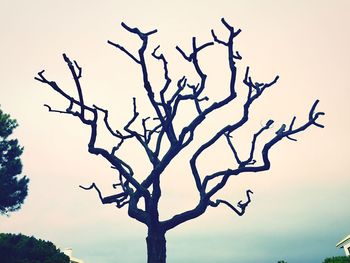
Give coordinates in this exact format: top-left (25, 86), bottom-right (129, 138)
top-left (323, 256), bottom-right (350, 263)
top-left (0, 233), bottom-right (69, 263)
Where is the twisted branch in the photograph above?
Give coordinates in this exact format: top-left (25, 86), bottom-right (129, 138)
top-left (209, 189), bottom-right (254, 216)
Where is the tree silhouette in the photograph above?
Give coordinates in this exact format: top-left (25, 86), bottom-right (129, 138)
top-left (35, 18), bottom-right (324, 263)
top-left (0, 107), bottom-right (29, 215)
top-left (0, 233), bottom-right (70, 263)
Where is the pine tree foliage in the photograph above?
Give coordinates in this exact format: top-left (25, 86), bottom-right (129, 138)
top-left (0, 233), bottom-right (70, 263)
top-left (0, 107), bottom-right (29, 215)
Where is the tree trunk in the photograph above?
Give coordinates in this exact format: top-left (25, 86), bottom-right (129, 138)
top-left (146, 229), bottom-right (166, 263)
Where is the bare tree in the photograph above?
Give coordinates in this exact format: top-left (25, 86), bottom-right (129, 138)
top-left (35, 18), bottom-right (324, 263)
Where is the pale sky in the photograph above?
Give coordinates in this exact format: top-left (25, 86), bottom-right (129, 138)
top-left (1, 1), bottom-right (350, 263)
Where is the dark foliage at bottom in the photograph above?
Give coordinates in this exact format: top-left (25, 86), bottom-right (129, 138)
top-left (0, 233), bottom-right (69, 263)
top-left (323, 256), bottom-right (350, 263)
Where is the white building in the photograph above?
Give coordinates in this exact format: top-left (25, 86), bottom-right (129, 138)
top-left (336, 234), bottom-right (350, 256)
top-left (63, 248), bottom-right (85, 263)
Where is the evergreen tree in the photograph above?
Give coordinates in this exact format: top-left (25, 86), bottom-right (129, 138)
top-left (0, 107), bottom-right (29, 215)
top-left (0, 233), bottom-right (70, 263)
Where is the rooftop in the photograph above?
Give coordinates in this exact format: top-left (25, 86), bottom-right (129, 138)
top-left (336, 234), bottom-right (350, 248)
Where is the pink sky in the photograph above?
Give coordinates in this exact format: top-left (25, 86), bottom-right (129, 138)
top-left (1, 1), bottom-right (349, 262)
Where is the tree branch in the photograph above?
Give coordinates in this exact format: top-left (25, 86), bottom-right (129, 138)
top-left (202, 100), bottom-right (325, 197)
top-left (176, 18), bottom-right (244, 156)
top-left (63, 53), bottom-right (86, 119)
top-left (35, 56), bottom-right (152, 207)
top-left (225, 132), bottom-right (241, 164)
top-left (238, 119), bottom-right (274, 168)
top-left (109, 22), bottom-right (177, 145)
top-left (209, 189), bottom-right (253, 216)
top-left (107, 40), bottom-right (140, 64)
top-left (189, 69), bottom-right (278, 194)
top-left (79, 182), bottom-right (129, 208)
top-left (151, 45), bottom-right (172, 104)
top-left (43, 104), bottom-right (71, 115)
top-left (123, 98), bottom-right (160, 166)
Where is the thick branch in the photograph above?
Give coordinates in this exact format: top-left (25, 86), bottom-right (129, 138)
top-left (203, 100), bottom-right (325, 196)
top-left (137, 19), bottom-right (274, 199)
top-left (176, 18), bottom-right (245, 158)
top-left (35, 56), bottom-right (151, 204)
top-left (190, 70), bottom-right (278, 194)
top-left (109, 22), bottom-right (177, 145)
